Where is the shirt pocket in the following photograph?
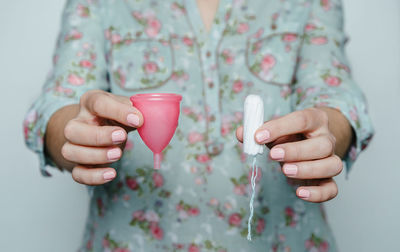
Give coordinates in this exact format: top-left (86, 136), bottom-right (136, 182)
top-left (245, 23), bottom-right (303, 86)
top-left (108, 28), bottom-right (175, 91)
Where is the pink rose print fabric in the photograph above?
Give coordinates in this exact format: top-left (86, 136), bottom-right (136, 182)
top-left (24, 0), bottom-right (373, 251)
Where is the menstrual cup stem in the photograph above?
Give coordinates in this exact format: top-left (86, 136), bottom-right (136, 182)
top-left (154, 153), bottom-right (162, 170)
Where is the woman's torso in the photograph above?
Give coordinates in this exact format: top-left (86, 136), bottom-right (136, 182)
top-left (81, 0), bottom-right (337, 251)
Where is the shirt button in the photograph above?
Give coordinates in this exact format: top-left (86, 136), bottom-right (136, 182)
top-left (208, 114), bottom-right (216, 122)
top-left (206, 141), bottom-right (224, 156)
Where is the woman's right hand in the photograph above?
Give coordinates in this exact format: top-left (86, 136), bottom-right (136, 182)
top-left (48, 90), bottom-right (143, 185)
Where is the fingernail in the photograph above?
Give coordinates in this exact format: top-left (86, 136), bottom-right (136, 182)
top-left (107, 148), bottom-right (121, 161)
top-left (270, 148), bottom-right (285, 160)
top-left (127, 114), bottom-right (140, 127)
top-left (111, 130), bottom-right (125, 143)
top-left (283, 164), bottom-right (297, 177)
top-left (255, 130), bottom-right (270, 143)
top-left (298, 189), bottom-right (310, 198)
top-left (103, 171), bottom-right (116, 181)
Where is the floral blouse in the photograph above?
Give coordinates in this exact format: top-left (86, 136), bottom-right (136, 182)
top-left (24, 0), bottom-right (373, 251)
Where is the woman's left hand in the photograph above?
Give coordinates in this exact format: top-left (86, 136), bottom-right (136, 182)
top-left (236, 107), bottom-right (350, 203)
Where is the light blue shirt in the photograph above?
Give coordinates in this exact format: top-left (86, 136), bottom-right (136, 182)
top-left (24, 0), bottom-right (373, 251)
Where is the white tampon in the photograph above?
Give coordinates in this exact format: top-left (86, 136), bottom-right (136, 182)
top-left (243, 94), bottom-right (264, 241)
top-left (243, 95), bottom-right (264, 156)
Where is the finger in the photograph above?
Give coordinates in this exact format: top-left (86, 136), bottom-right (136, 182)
top-left (81, 90), bottom-right (143, 129)
top-left (64, 119), bottom-right (127, 147)
top-left (236, 126), bottom-right (244, 142)
top-left (61, 142), bottom-right (122, 165)
top-left (267, 134), bottom-right (304, 149)
top-left (254, 108), bottom-right (329, 144)
top-left (236, 124), bottom-right (305, 149)
top-left (113, 94), bottom-right (134, 106)
top-left (269, 135), bottom-right (335, 162)
top-left (282, 155), bottom-right (343, 179)
top-left (72, 166), bottom-right (116, 185)
top-left (296, 178), bottom-right (338, 203)
top-left (236, 126), bottom-right (304, 149)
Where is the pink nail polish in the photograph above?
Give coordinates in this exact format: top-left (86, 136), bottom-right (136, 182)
top-left (111, 130), bottom-right (125, 143)
top-left (255, 130), bottom-right (270, 143)
top-left (270, 148), bottom-right (285, 160)
top-left (298, 189), bottom-right (310, 198)
top-left (107, 148), bottom-right (121, 161)
top-left (127, 114), bottom-right (140, 127)
top-left (103, 171), bottom-right (116, 181)
top-left (283, 164), bottom-right (297, 177)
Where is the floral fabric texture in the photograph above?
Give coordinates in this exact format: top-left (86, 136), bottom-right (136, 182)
top-left (24, 0), bottom-right (373, 251)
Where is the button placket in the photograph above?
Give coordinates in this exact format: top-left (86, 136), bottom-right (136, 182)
top-left (201, 46), bottom-right (224, 156)
top-left (183, 0), bottom-right (233, 156)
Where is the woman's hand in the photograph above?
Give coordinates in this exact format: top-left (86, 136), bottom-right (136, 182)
top-left (46, 90), bottom-right (143, 185)
top-left (236, 107), bottom-right (353, 203)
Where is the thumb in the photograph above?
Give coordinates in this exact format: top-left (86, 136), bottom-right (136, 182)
top-left (81, 90), bottom-right (144, 131)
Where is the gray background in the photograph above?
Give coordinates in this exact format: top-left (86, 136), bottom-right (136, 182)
top-left (0, 0), bottom-right (399, 251)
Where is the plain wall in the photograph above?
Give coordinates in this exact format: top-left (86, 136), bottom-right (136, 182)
top-left (0, 0), bottom-right (399, 251)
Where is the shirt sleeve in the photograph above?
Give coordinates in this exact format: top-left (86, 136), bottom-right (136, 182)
top-left (291, 0), bottom-right (374, 174)
top-left (23, 0), bottom-right (109, 176)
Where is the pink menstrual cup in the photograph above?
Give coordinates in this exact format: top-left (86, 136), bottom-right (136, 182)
top-left (130, 93), bottom-right (182, 169)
